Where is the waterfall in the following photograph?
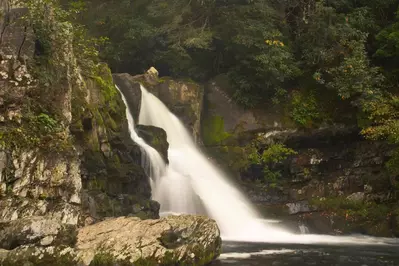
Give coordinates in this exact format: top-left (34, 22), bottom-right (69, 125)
top-left (116, 86), bottom-right (166, 190)
top-left (117, 84), bottom-right (397, 245)
top-left (137, 85), bottom-right (293, 241)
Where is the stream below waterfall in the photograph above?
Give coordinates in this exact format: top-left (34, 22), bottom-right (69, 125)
top-left (212, 241), bottom-right (399, 266)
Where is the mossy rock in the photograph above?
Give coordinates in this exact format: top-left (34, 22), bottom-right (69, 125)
top-left (0, 246), bottom-right (77, 266)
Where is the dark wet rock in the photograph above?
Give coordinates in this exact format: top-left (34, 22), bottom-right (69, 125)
top-left (112, 73), bottom-right (142, 122)
top-left (137, 124), bottom-right (169, 163)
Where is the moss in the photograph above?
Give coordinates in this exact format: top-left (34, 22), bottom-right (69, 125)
top-left (189, 237), bottom-right (222, 266)
top-left (0, 114), bottom-right (74, 154)
top-left (201, 115), bottom-right (231, 146)
top-left (1, 246), bottom-right (77, 266)
top-left (133, 251), bottom-right (178, 266)
top-left (90, 252), bottom-right (178, 266)
top-left (87, 178), bottom-right (107, 191)
top-left (103, 112), bottom-right (118, 131)
top-left (108, 154), bottom-right (122, 171)
top-left (38, 192), bottom-right (49, 200)
top-left (90, 253), bottom-right (118, 266)
top-left (133, 258), bottom-right (158, 266)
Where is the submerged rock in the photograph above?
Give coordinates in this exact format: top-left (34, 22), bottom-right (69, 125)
top-left (0, 215), bottom-right (222, 266)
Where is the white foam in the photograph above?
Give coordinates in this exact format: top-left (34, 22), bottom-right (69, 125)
top-left (219, 249), bottom-right (296, 259)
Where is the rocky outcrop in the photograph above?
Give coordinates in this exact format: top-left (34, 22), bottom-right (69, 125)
top-left (200, 75), bottom-right (295, 174)
top-left (0, 150), bottom-right (81, 225)
top-left (114, 69), bottom-right (204, 142)
top-left (0, 3), bottom-right (221, 266)
top-left (0, 215), bottom-right (222, 266)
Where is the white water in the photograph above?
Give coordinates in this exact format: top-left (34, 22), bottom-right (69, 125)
top-left (219, 249), bottom-right (296, 260)
top-left (117, 84), bottom-right (398, 246)
top-left (138, 86), bottom-right (296, 241)
top-left (116, 85), bottom-right (166, 190)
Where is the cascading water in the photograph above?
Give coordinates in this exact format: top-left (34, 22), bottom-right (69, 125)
top-left (117, 84), bottom-right (397, 245)
top-left (138, 86), bottom-right (293, 241)
top-left (116, 85), bottom-right (166, 189)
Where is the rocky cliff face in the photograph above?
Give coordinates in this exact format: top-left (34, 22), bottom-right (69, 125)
top-left (1, 0), bottom-right (158, 226)
top-left (0, 0), bottom-right (81, 229)
top-left (0, 0), bottom-right (149, 259)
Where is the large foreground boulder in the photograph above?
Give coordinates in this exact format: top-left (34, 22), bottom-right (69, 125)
top-left (0, 215), bottom-right (222, 265)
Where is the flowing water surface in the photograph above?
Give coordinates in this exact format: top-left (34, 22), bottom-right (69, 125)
top-left (212, 241), bottom-right (399, 266)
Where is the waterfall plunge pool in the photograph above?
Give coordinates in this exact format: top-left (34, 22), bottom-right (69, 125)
top-left (212, 241), bottom-right (399, 266)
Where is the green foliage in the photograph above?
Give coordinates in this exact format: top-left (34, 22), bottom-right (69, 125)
top-left (261, 143), bottom-right (297, 183)
top-left (261, 143), bottom-right (297, 164)
top-left (360, 93), bottom-right (399, 176)
top-left (325, 39), bottom-right (384, 100)
top-left (289, 90), bottom-right (321, 128)
top-left (1, 113), bottom-right (72, 153)
top-left (90, 253), bottom-right (116, 266)
top-left (36, 113), bottom-right (59, 133)
top-left (248, 142), bottom-right (297, 184)
top-left (73, 0), bottom-right (399, 118)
